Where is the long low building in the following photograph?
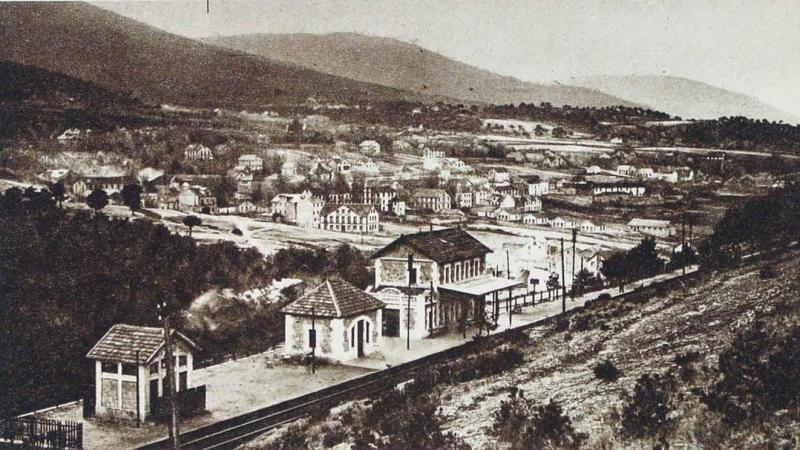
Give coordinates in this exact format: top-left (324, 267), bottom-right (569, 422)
top-left (628, 218), bottom-right (673, 237)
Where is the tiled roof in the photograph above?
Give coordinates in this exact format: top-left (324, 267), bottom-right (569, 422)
top-left (86, 324), bottom-right (199, 364)
top-left (281, 278), bottom-right (385, 318)
top-left (628, 218), bottom-right (671, 228)
top-left (371, 227), bottom-right (493, 264)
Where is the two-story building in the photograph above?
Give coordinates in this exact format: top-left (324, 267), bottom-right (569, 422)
top-left (318, 204), bottom-right (379, 234)
top-left (411, 189), bottom-right (451, 212)
top-left (238, 154), bottom-right (264, 172)
top-left (368, 228), bottom-right (523, 341)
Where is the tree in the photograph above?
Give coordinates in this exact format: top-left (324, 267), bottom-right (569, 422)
top-left (86, 189), bottom-right (109, 218)
top-left (250, 183), bottom-right (265, 205)
top-left (546, 273), bottom-right (560, 302)
top-left (182, 215), bottom-right (202, 237)
top-left (49, 182), bottom-right (67, 207)
top-left (211, 176), bottom-right (238, 207)
top-left (121, 183), bottom-right (143, 216)
top-left (493, 390), bottom-right (586, 450)
top-left (574, 268), bottom-right (594, 295)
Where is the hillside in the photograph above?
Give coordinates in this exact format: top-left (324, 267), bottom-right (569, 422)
top-left (573, 75), bottom-right (799, 123)
top-left (206, 32), bottom-right (638, 109)
top-left (0, 3), bottom-right (428, 109)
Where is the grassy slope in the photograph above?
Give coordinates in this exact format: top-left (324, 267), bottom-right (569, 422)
top-left (0, 3), bottom-right (429, 109)
top-left (439, 249), bottom-right (800, 448)
top-left (207, 32), bottom-right (639, 108)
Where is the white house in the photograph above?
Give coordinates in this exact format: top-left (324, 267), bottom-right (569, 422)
top-left (318, 204), bottom-right (380, 234)
top-left (617, 165), bottom-right (637, 176)
top-left (184, 144), bottom-right (213, 161)
top-left (282, 278), bottom-right (385, 362)
top-left (238, 154), bottom-right (264, 172)
top-left (523, 214), bottom-right (550, 226)
top-left (411, 189), bottom-right (451, 212)
top-left (523, 196), bottom-right (542, 212)
top-left (86, 324), bottom-right (199, 422)
top-left (358, 140), bottom-right (381, 156)
top-left (628, 218), bottom-right (673, 237)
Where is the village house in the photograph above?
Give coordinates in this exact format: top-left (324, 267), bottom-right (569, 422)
top-left (238, 154), bottom-right (264, 172)
top-left (184, 144), bottom-right (213, 161)
top-left (318, 204), bottom-right (380, 234)
top-left (86, 324), bottom-right (199, 423)
top-left (411, 188), bottom-right (452, 212)
top-left (308, 160), bottom-right (335, 182)
top-left (282, 278), bottom-right (384, 362)
top-left (546, 244), bottom-right (605, 289)
top-left (157, 194), bottom-right (179, 210)
top-left (390, 199), bottom-right (407, 217)
top-left (281, 161), bottom-right (297, 177)
top-left (362, 185), bottom-right (398, 213)
top-left (271, 191), bottom-right (319, 227)
top-left (628, 218), bottom-right (673, 237)
top-left (617, 165), bottom-right (637, 176)
top-left (72, 173), bottom-right (133, 198)
top-left (178, 186), bottom-right (218, 214)
top-left (591, 182), bottom-right (646, 197)
top-left (368, 228), bottom-right (523, 340)
top-left (488, 169), bottom-right (511, 184)
top-left (637, 167), bottom-right (655, 179)
top-left (652, 168), bottom-right (679, 183)
top-left (358, 140), bottom-right (381, 156)
top-left (523, 214), bottom-right (550, 226)
top-left (515, 175), bottom-right (551, 196)
top-left (354, 158), bottom-right (379, 174)
top-left (523, 196), bottom-right (542, 212)
top-left (422, 148), bottom-right (446, 170)
top-left (585, 165), bottom-right (603, 175)
top-left (455, 190), bottom-right (473, 208)
top-left (493, 207), bottom-right (522, 222)
top-left (550, 216), bottom-right (578, 229)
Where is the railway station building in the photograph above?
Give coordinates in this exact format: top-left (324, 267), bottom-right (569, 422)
top-left (282, 278), bottom-right (385, 362)
top-left (368, 227), bottom-right (524, 341)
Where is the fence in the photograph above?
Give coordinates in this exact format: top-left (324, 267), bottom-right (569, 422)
top-left (0, 416), bottom-right (82, 449)
top-left (151, 385), bottom-right (206, 421)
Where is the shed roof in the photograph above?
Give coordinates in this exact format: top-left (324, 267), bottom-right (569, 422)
top-left (281, 278), bottom-right (385, 318)
top-left (371, 227), bottom-right (492, 264)
top-left (628, 218), bottom-right (671, 228)
top-left (86, 324), bottom-right (199, 364)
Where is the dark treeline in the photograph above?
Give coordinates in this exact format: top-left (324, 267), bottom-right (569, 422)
top-left (607, 116), bottom-right (800, 155)
top-left (700, 180), bottom-right (800, 267)
top-left (0, 186), bottom-right (372, 417)
top-left (483, 102), bottom-right (672, 129)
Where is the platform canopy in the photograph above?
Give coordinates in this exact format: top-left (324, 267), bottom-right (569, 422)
top-left (439, 276), bottom-right (524, 297)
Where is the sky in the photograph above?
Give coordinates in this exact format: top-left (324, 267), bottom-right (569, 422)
top-left (94, 0), bottom-right (800, 117)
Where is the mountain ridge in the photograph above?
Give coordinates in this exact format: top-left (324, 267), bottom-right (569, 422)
top-left (0, 3), bottom-right (439, 109)
top-left (205, 32), bottom-right (640, 109)
top-left (571, 74), bottom-right (798, 123)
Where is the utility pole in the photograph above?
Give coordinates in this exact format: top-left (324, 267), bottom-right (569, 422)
top-left (407, 254), bottom-right (413, 350)
top-left (159, 302), bottom-right (180, 450)
top-left (681, 212), bottom-right (687, 276)
top-left (506, 250), bottom-right (511, 279)
top-left (135, 350), bottom-right (141, 428)
top-left (560, 238), bottom-right (566, 314)
top-left (310, 307), bottom-right (316, 374)
top-left (571, 228), bottom-right (577, 301)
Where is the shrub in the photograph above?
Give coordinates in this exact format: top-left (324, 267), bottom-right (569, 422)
top-left (759, 266), bottom-right (777, 279)
top-left (674, 351), bottom-right (701, 366)
top-left (493, 390), bottom-right (586, 450)
top-left (597, 293), bottom-right (612, 301)
top-left (231, 227), bottom-right (243, 236)
top-left (593, 360), bottom-right (621, 382)
top-left (620, 373), bottom-right (676, 439)
top-left (321, 423), bottom-right (347, 448)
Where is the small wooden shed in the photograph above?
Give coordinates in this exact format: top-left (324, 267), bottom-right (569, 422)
top-left (86, 324), bottom-right (199, 422)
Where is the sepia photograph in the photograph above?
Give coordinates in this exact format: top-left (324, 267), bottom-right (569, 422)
top-left (1, 1), bottom-right (799, 449)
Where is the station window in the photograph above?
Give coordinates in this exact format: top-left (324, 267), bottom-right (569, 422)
top-left (121, 363), bottom-right (137, 376)
top-left (101, 362), bottom-right (118, 374)
top-left (178, 355), bottom-right (187, 367)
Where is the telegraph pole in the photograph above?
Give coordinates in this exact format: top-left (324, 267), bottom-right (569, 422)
top-left (681, 212), bottom-right (687, 276)
top-left (159, 302), bottom-right (180, 450)
top-left (135, 350), bottom-right (141, 428)
top-left (560, 238), bottom-right (566, 314)
top-left (407, 254), bottom-right (413, 350)
top-left (310, 307), bottom-right (316, 374)
top-left (506, 250), bottom-right (511, 279)
top-left (571, 228), bottom-right (577, 301)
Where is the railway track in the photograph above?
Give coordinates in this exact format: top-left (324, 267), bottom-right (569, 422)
top-left (137, 247), bottom-right (796, 450)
